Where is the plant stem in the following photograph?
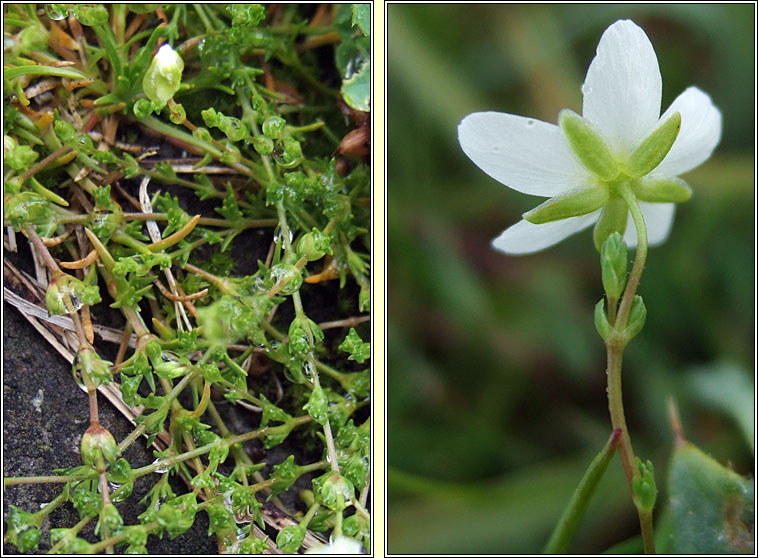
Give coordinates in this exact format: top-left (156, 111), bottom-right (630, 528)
top-left (605, 181), bottom-right (655, 553)
top-left (615, 184), bottom-right (648, 329)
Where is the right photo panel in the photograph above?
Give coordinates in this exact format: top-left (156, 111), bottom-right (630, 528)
top-left (387, 3), bottom-right (754, 555)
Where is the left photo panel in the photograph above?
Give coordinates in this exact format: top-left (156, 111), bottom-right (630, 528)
top-left (3, 3), bottom-right (372, 555)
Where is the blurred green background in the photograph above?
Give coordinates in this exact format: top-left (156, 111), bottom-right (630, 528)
top-left (387, 4), bottom-right (754, 554)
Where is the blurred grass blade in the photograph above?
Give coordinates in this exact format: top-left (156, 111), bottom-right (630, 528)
top-left (543, 429), bottom-right (622, 554)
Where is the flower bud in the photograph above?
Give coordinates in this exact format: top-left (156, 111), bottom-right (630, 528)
top-left (276, 525), bottom-right (306, 554)
top-left (313, 471), bottom-right (354, 512)
top-left (252, 134), bottom-right (274, 155)
top-left (97, 503), bottom-right (123, 536)
top-left (46, 273), bottom-right (101, 316)
top-left (153, 360), bottom-right (189, 379)
top-left (262, 116), bottom-right (286, 139)
top-left (296, 229), bottom-right (332, 261)
top-left (81, 422), bottom-right (119, 467)
top-left (275, 137), bottom-right (303, 168)
top-left (269, 263), bottom-right (302, 295)
top-left (5, 192), bottom-right (53, 230)
top-left (303, 385), bottom-right (329, 426)
top-left (600, 232), bottom-right (627, 300)
top-left (288, 314), bottom-right (325, 355)
top-left (559, 109), bottom-right (619, 181)
top-left (593, 196), bottom-right (628, 252)
top-left (632, 457), bottom-right (657, 512)
top-left (142, 44), bottom-right (184, 103)
top-left (168, 101), bottom-right (186, 125)
top-left (625, 112), bottom-right (681, 179)
top-left (77, 344), bottom-right (114, 386)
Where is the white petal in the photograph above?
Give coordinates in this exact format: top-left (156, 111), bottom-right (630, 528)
top-left (652, 87), bottom-right (722, 177)
top-left (582, 20), bottom-right (662, 156)
top-left (458, 112), bottom-right (592, 197)
top-left (623, 202), bottom-right (675, 247)
top-left (492, 210), bottom-right (601, 255)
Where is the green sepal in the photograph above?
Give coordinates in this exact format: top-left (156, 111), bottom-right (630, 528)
top-left (633, 176), bottom-right (692, 203)
top-left (523, 184), bottom-right (609, 224)
top-left (593, 196), bottom-right (628, 252)
top-left (622, 295), bottom-right (647, 341)
top-left (625, 112), bottom-right (681, 179)
top-left (559, 109), bottom-right (619, 181)
top-left (600, 232), bottom-right (627, 300)
top-left (594, 299), bottom-right (613, 341)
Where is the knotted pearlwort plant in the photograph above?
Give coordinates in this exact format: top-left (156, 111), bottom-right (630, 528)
top-left (4, 4), bottom-right (370, 554)
top-left (459, 19), bottom-right (722, 553)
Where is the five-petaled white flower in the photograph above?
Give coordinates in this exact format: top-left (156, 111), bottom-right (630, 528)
top-left (305, 535), bottom-right (363, 554)
top-left (458, 19), bottom-right (722, 255)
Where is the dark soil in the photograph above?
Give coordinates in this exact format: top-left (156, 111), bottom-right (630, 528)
top-left (2, 302), bottom-right (217, 554)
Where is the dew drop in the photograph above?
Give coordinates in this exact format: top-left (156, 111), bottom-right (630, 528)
top-left (526, 119), bottom-right (535, 127)
top-left (72, 368), bottom-right (88, 393)
top-left (253, 275), bottom-right (267, 294)
top-left (582, 84), bottom-right (593, 95)
top-left (161, 351), bottom-right (180, 363)
top-left (304, 361), bottom-right (315, 377)
top-left (273, 224), bottom-right (292, 245)
top-left (69, 291), bottom-right (83, 312)
top-left (45, 4), bottom-right (69, 20)
top-left (151, 458), bottom-right (170, 474)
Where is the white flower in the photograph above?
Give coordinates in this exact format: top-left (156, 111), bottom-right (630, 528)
top-left (458, 19), bottom-right (722, 255)
top-left (305, 535), bottom-right (363, 554)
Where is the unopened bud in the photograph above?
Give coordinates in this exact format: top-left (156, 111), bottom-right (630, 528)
top-left (314, 471), bottom-right (354, 512)
top-left (296, 229), bottom-right (332, 261)
top-left (276, 525), bottom-right (306, 554)
top-left (142, 44), bottom-right (184, 103)
top-left (81, 422), bottom-right (119, 467)
top-left (593, 196), bottom-right (628, 252)
top-left (600, 232), bottom-right (628, 300)
top-left (632, 457), bottom-right (657, 512)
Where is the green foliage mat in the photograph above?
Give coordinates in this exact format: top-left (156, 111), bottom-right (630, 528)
top-left (4, 4), bottom-right (370, 554)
